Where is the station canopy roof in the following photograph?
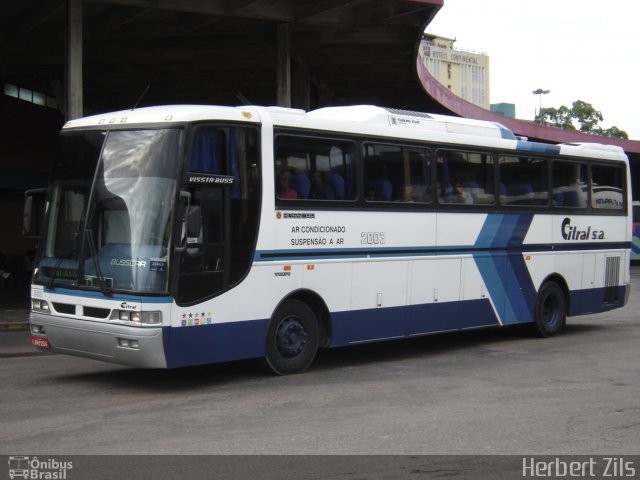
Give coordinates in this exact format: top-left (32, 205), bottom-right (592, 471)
top-left (3, 0), bottom-right (639, 159)
top-left (1, 0), bottom-right (444, 113)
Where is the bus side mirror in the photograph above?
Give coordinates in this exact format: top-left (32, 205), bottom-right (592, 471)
top-left (174, 190), bottom-right (191, 253)
top-left (23, 188), bottom-right (47, 238)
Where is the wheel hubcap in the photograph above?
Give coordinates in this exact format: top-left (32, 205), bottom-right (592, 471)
top-left (542, 295), bottom-right (558, 327)
top-left (276, 317), bottom-right (308, 358)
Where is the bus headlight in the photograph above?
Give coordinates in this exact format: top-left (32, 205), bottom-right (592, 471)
top-left (31, 299), bottom-right (50, 313)
top-left (140, 311), bottom-right (162, 325)
top-left (115, 310), bottom-right (162, 326)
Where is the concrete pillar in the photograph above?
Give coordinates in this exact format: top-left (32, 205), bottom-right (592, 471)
top-left (276, 24), bottom-right (291, 108)
top-left (292, 62), bottom-right (310, 111)
top-left (66, 0), bottom-right (83, 120)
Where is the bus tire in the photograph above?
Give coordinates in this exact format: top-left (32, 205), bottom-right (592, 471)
top-left (265, 299), bottom-right (319, 375)
top-left (528, 281), bottom-right (566, 337)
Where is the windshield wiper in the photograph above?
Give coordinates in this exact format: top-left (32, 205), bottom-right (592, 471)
top-left (46, 258), bottom-right (64, 290)
top-left (85, 229), bottom-right (112, 297)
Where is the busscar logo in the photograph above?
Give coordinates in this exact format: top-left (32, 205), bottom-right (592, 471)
top-left (8, 456), bottom-right (73, 479)
top-left (111, 258), bottom-right (146, 268)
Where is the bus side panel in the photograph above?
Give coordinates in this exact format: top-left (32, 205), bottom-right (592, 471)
top-left (407, 297), bottom-right (499, 334)
top-left (330, 297), bottom-right (500, 347)
top-left (408, 257), bottom-right (462, 331)
top-left (568, 250), bottom-right (628, 316)
top-left (303, 261), bottom-right (352, 314)
top-left (470, 252), bottom-right (506, 325)
top-left (568, 285), bottom-right (628, 316)
top-left (472, 251), bottom-right (536, 326)
top-left (331, 305), bottom-right (407, 345)
top-left (343, 260), bottom-right (409, 342)
top-left (162, 319), bottom-right (268, 368)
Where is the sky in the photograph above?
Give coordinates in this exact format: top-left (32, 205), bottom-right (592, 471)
top-left (426, 0), bottom-right (640, 140)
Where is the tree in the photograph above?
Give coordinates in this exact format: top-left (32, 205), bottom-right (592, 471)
top-left (535, 100), bottom-right (628, 139)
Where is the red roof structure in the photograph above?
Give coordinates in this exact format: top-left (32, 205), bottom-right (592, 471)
top-left (416, 57), bottom-right (640, 154)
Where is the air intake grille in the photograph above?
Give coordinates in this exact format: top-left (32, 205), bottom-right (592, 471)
top-left (52, 303), bottom-right (76, 315)
top-left (384, 107), bottom-right (433, 119)
top-left (83, 307), bottom-right (111, 319)
top-left (604, 256), bottom-right (621, 304)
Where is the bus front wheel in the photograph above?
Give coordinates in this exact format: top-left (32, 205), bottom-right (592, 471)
top-left (265, 300), bottom-right (319, 375)
top-left (528, 281), bottom-right (567, 337)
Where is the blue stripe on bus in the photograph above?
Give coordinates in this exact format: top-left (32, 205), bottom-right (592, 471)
top-left (473, 214), bottom-right (536, 325)
top-left (516, 140), bottom-right (561, 155)
top-left (162, 318), bottom-right (268, 368)
top-left (255, 242), bottom-right (630, 262)
top-left (569, 285), bottom-right (627, 316)
top-left (331, 298), bottom-right (500, 346)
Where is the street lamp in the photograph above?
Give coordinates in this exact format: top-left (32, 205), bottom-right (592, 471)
top-left (532, 88), bottom-right (550, 124)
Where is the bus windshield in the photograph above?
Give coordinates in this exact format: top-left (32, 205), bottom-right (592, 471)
top-left (34, 128), bottom-right (182, 294)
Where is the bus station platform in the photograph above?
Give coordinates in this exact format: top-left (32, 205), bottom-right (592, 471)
top-left (0, 306), bottom-right (29, 331)
top-left (0, 288), bottom-right (34, 357)
top-left (0, 285), bottom-right (30, 331)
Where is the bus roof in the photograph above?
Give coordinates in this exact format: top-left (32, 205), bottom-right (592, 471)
top-left (307, 105), bottom-right (517, 140)
top-left (62, 104), bottom-right (627, 161)
top-left (62, 105), bottom-right (263, 129)
top-left (63, 104), bottom-right (515, 140)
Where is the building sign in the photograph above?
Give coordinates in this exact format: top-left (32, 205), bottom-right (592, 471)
top-left (421, 41), bottom-right (487, 67)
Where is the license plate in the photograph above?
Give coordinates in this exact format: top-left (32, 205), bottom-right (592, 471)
top-left (31, 336), bottom-right (50, 350)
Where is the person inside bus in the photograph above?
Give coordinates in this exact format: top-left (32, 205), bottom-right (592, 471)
top-left (447, 180), bottom-right (474, 204)
top-left (276, 171), bottom-right (298, 200)
top-left (309, 170), bottom-right (335, 200)
top-left (401, 185), bottom-right (416, 202)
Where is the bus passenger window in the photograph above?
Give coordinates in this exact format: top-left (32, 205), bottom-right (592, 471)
top-left (309, 170), bottom-right (335, 200)
top-left (276, 171), bottom-right (298, 200)
top-left (436, 150), bottom-right (494, 205)
top-left (552, 161), bottom-right (587, 208)
top-left (498, 156), bottom-right (549, 206)
top-left (363, 143), bottom-right (431, 203)
top-left (274, 135), bottom-right (356, 202)
top-left (591, 164), bottom-right (624, 210)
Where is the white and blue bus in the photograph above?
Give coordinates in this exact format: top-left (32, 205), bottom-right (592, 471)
top-left (26, 105), bottom-right (632, 374)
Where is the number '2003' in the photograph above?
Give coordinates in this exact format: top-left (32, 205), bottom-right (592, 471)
top-left (361, 232), bottom-right (385, 245)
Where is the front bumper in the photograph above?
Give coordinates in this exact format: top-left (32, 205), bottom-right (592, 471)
top-left (30, 312), bottom-right (167, 368)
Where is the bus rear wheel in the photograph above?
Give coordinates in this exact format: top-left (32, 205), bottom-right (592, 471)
top-left (528, 281), bottom-right (567, 337)
top-left (266, 300), bottom-right (319, 375)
